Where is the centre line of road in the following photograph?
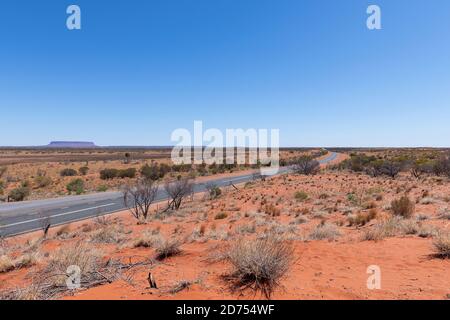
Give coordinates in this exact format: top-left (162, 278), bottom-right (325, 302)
top-left (0, 203), bottom-right (117, 228)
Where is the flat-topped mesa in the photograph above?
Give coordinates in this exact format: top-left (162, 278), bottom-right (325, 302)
top-left (47, 141), bottom-right (98, 148)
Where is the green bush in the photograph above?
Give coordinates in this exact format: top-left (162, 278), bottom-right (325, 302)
top-left (140, 164), bottom-right (169, 181)
top-left (100, 168), bottom-right (119, 180)
top-left (117, 168), bottom-right (136, 179)
top-left (8, 187), bottom-right (30, 202)
top-left (34, 175), bottom-right (52, 188)
top-left (294, 191), bottom-right (308, 201)
top-left (0, 180), bottom-right (5, 195)
top-left (97, 185), bottom-right (108, 192)
top-left (60, 168), bottom-right (78, 177)
top-left (79, 166), bottom-right (89, 176)
top-left (66, 178), bottom-right (85, 195)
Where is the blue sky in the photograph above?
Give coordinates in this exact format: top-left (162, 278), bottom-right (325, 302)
top-left (1, 0), bottom-right (450, 147)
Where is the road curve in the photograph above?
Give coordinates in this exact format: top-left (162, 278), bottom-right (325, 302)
top-left (0, 152), bottom-right (339, 237)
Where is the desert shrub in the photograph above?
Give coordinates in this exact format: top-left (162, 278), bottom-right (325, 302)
top-left (100, 168), bottom-right (119, 180)
top-left (164, 177), bottom-right (194, 210)
top-left (224, 234), bottom-right (294, 299)
top-left (215, 212), bottom-right (228, 220)
top-left (78, 166), bottom-right (89, 176)
top-left (294, 191), bottom-right (308, 201)
top-left (140, 163), bottom-right (168, 181)
top-left (46, 242), bottom-right (102, 286)
top-left (153, 235), bottom-right (182, 260)
top-left (34, 174), bottom-right (52, 188)
top-left (60, 168), bottom-right (78, 177)
top-left (206, 182), bottom-right (222, 200)
top-left (308, 222), bottom-right (341, 241)
top-left (432, 155), bottom-right (450, 177)
top-left (55, 225), bottom-right (71, 238)
top-left (235, 223), bottom-right (256, 235)
top-left (380, 160), bottom-right (403, 179)
top-left (0, 180), bottom-right (5, 195)
top-left (362, 216), bottom-right (418, 241)
top-left (417, 225), bottom-right (439, 238)
top-left (133, 230), bottom-right (160, 248)
top-left (433, 233), bottom-right (450, 258)
top-left (348, 209), bottom-right (377, 227)
top-left (0, 253), bottom-right (38, 274)
top-left (96, 185), bottom-right (108, 192)
top-left (391, 196), bottom-right (415, 218)
top-left (261, 204), bottom-right (280, 217)
top-left (293, 156), bottom-right (320, 175)
top-left (340, 154), bottom-right (377, 172)
top-left (89, 225), bottom-right (126, 244)
top-left (411, 160), bottom-right (433, 179)
top-left (117, 168), bottom-right (136, 179)
top-left (66, 178), bottom-right (85, 195)
top-left (8, 186), bottom-right (30, 202)
top-left (0, 166), bottom-right (7, 178)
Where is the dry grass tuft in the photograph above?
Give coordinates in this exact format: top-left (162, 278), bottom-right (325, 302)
top-left (433, 233), bottom-right (450, 258)
top-left (153, 235), bottom-right (182, 260)
top-left (133, 230), bottom-right (160, 248)
top-left (0, 252), bottom-right (38, 273)
top-left (308, 222), bottom-right (341, 241)
top-left (223, 234), bottom-right (294, 299)
top-left (362, 216), bottom-right (421, 241)
top-left (391, 196), bottom-right (415, 218)
top-left (89, 225), bottom-right (127, 244)
top-left (348, 209), bottom-right (377, 226)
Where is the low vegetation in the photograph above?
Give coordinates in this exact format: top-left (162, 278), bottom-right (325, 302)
top-left (433, 233), bottom-right (450, 258)
top-left (60, 168), bottom-right (78, 177)
top-left (153, 235), bottom-right (182, 260)
top-left (66, 178), bottom-right (85, 195)
top-left (223, 234), bottom-right (294, 299)
top-left (391, 196), bottom-right (415, 218)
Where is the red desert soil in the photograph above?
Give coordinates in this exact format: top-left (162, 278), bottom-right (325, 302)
top-left (1, 167), bottom-right (450, 300)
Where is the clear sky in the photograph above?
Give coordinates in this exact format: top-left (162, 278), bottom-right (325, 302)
top-left (1, 0), bottom-right (450, 147)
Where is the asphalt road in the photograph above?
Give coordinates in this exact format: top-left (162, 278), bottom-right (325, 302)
top-left (0, 152), bottom-right (338, 237)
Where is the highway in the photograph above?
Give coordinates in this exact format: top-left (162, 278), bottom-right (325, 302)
top-left (0, 152), bottom-right (338, 237)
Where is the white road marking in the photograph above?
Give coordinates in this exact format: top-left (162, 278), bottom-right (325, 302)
top-left (0, 203), bottom-right (117, 228)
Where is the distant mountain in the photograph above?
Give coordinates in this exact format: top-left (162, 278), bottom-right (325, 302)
top-left (46, 141), bottom-right (98, 148)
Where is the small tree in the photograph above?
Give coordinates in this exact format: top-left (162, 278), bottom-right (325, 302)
top-left (164, 177), bottom-right (194, 210)
top-left (124, 152), bottom-right (131, 164)
top-left (123, 179), bottom-right (159, 222)
top-left (433, 155), bottom-right (450, 177)
top-left (293, 156), bottom-right (320, 175)
top-left (380, 160), bottom-right (402, 179)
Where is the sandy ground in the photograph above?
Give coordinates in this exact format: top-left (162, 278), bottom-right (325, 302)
top-left (1, 166), bottom-right (450, 300)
